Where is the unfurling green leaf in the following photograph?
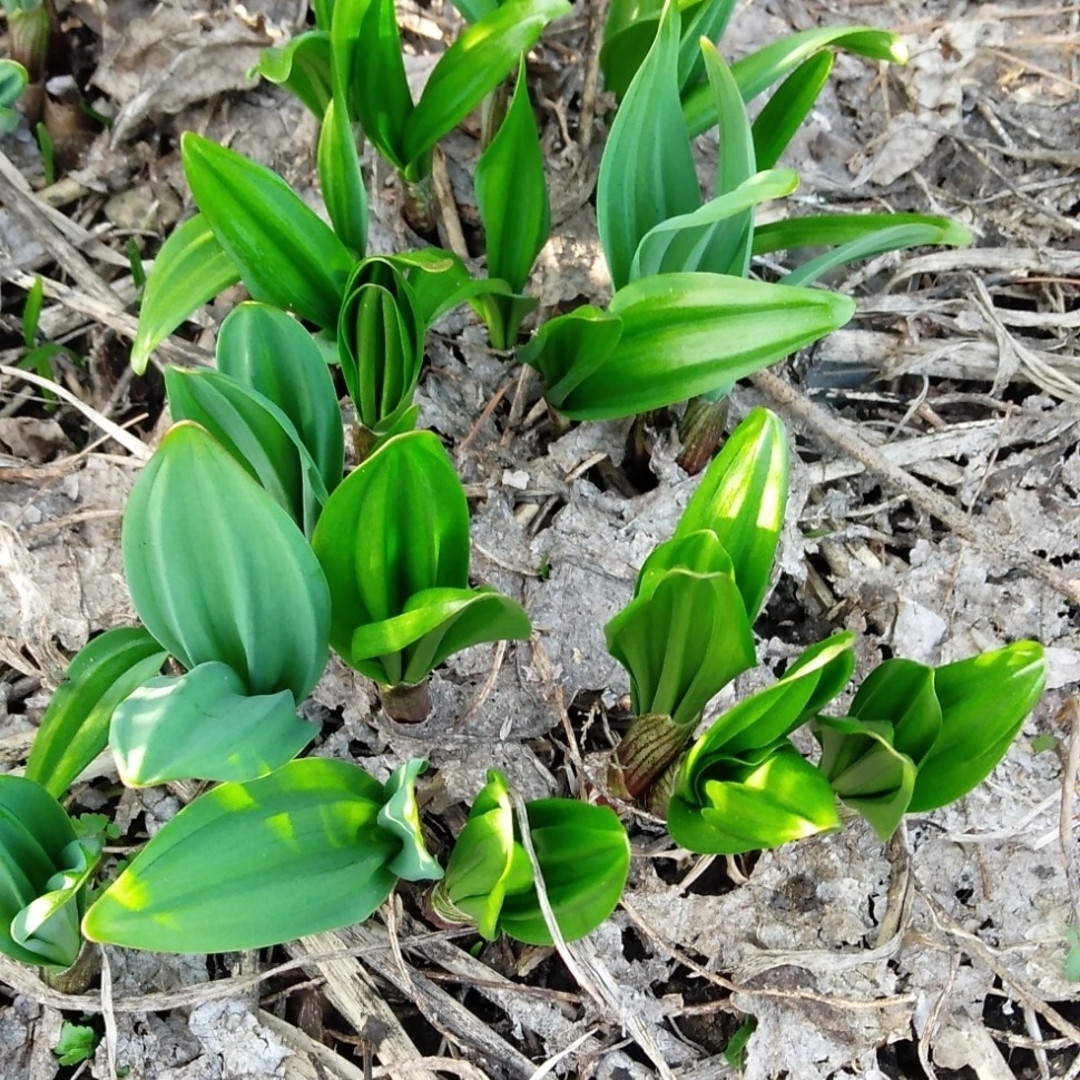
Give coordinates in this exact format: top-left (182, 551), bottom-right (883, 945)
top-left (82, 758), bottom-right (441, 953)
top-left (814, 641), bottom-right (1045, 839)
top-left (433, 771), bottom-right (630, 944)
top-left (911, 641), bottom-right (1045, 811)
top-left (668, 743), bottom-right (841, 855)
top-left (675, 407), bottom-right (789, 621)
top-left (312, 431), bottom-right (530, 694)
top-left (337, 257), bottom-right (425, 447)
top-left (25, 627), bottom-right (167, 798)
top-left (0, 59), bottom-right (29, 135)
top-left (666, 633), bottom-right (855, 852)
top-left (254, 31), bottom-right (333, 119)
top-left (0, 776), bottom-right (101, 969)
top-left (182, 133), bottom-right (353, 330)
top-left (318, 96), bottom-right (369, 256)
top-left (130, 214), bottom-right (241, 375)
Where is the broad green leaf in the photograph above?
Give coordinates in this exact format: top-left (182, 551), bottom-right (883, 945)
top-left (910, 641), bottom-right (1045, 812)
top-left (675, 407), bottom-right (789, 620)
top-left (628, 169), bottom-right (795, 291)
top-left (215, 302), bottom-right (344, 498)
top-left (814, 714), bottom-right (916, 841)
top-left (667, 743), bottom-right (841, 854)
top-left (497, 797), bottom-right (630, 945)
top-left (523, 272), bottom-right (856, 420)
top-left (130, 214), bottom-right (240, 375)
top-left (318, 97), bottom-right (369, 255)
top-left (182, 133), bottom-right (353, 330)
top-left (165, 366), bottom-right (329, 536)
top-left (606, 544), bottom-right (757, 727)
top-left (678, 632), bottom-right (855, 795)
top-left (685, 27), bottom-right (907, 138)
top-left (597, 0), bottom-right (699, 290)
top-left (751, 51), bottom-right (832, 170)
top-left (122, 422), bottom-right (330, 700)
top-left (254, 32), bottom-right (333, 119)
top-left (348, 586), bottom-right (530, 687)
top-left (849, 657), bottom-right (941, 763)
top-left (25, 627), bottom-right (167, 798)
top-left (110, 661), bottom-right (314, 786)
top-left (475, 60), bottom-right (550, 295)
top-left (312, 431), bottom-right (471, 658)
top-left (82, 758), bottom-right (440, 953)
top-left (402, 0), bottom-right (571, 172)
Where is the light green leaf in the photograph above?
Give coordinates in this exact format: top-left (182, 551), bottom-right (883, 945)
top-left (910, 641), bottom-right (1045, 812)
top-left (165, 366), bottom-right (329, 536)
top-left (523, 272), bottom-right (855, 420)
top-left (675, 407), bottom-right (789, 620)
top-left (751, 51), bottom-right (832, 170)
top-left (130, 214), bottom-right (240, 375)
top-left (110, 661), bottom-right (314, 786)
top-left (814, 714), bottom-right (916, 842)
top-left (678, 632), bottom-right (855, 787)
top-left (182, 132), bottom-right (353, 330)
top-left (350, 0), bottom-right (413, 170)
top-left (318, 97), bottom-right (369, 255)
top-left (606, 539), bottom-right (757, 727)
top-left (0, 59), bottom-right (28, 135)
top-left (82, 758), bottom-right (440, 953)
top-left (336, 257), bottom-right (424, 437)
top-left (312, 431), bottom-right (471, 658)
top-left (254, 32), bottom-right (333, 119)
top-left (122, 422), bottom-right (330, 700)
top-left (475, 60), bottom-right (550, 295)
top-left (402, 0), bottom-right (571, 172)
top-left (628, 169), bottom-right (795, 292)
top-left (667, 743), bottom-right (841, 854)
top-left (684, 27), bottom-right (907, 137)
top-left (380, 759), bottom-right (445, 881)
top-left (25, 627), bottom-right (167, 798)
top-left (597, 0), bottom-right (700, 290)
top-left (215, 302), bottom-right (344, 499)
top-left (0, 776), bottom-right (96, 969)
top-left (849, 657), bottom-right (941, 763)
top-left (497, 798), bottom-right (630, 945)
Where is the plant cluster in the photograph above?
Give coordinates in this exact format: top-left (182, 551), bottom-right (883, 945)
top-left (0, 0), bottom-right (1047, 1001)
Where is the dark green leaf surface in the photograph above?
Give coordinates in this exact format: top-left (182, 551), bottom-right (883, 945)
top-left (122, 422), bottom-right (330, 700)
top-left (83, 759), bottom-right (439, 953)
top-left (130, 214), bottom-right (240, 375)
top-left (182, 133), bottom-right (353, 330)
top-left (25, 628), bottom-right (167, 798)
top-left (597, 0), bottom-right (699, 289)
top-left (215, 303), bottom-right (344, 498)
